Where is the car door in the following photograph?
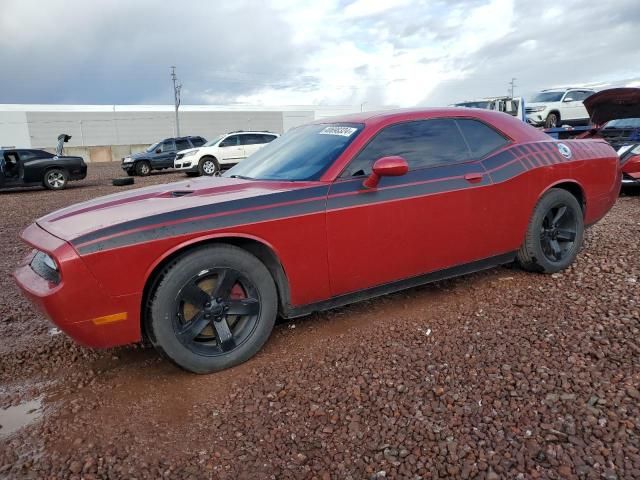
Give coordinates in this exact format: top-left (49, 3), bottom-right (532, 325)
top-left (325, 118), bottom-right (504, 297)
top-left (174, 138), bottom-right (192, 156)
top-left (573, 90), bottom-right (593, 121)
top-left (217, 135), bottom-right (246, 163)
top-left (2, 151), bottom-right (22, 185)
top-left (154, 140), bottom-right (176, 167)
top-left (561, 90), bottom-right (586, 121)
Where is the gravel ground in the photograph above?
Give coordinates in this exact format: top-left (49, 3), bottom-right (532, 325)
top-left (0, 163), bottom-right (638, 479)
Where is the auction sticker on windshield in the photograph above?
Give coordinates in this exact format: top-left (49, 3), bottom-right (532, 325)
top-left (319, 126), bottom-right (358, 137)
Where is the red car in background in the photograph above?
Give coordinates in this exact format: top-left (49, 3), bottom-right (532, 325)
top-left (14, 108), bottom-right (620, 373)
top-left (578, 88), bottom-right (640, 188)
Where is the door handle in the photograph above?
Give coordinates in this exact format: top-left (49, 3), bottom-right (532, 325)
top-left (464, 173), bottom-right (484, 184)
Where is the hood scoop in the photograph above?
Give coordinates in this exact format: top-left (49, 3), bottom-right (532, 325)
top-left (168, 190), bottom-right (194, 198)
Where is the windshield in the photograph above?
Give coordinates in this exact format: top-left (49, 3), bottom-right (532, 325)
top-left (455, 101), bottom-right (492, 109)
top-left (223, 123), bottom-right (364, 181)
top-left (530, 91), bottom-right (564, 103)
top-left (146, 142), bottom-right (160, 152)
top-left (204, 134), bottom-right (224, 147)
top-left (604, 118), bottom-right (640, 129)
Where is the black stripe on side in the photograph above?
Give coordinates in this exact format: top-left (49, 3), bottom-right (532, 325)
top-left (72, 185), bottom-right (330, 246)
top-left (77, 198), bottom-right (328, 255)
top-left (327, 175), bottom-right (490, 211)
top-left (482, 149), bottom-right (517, 171)
top-left (490, 160), bottom-right (526, 183)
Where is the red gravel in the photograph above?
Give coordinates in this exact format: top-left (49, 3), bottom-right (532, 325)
top-left (0, 163), bottom-right (638, 479)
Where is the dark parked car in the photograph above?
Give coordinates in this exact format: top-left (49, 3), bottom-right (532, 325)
top-left (1, 134), bottom-right (87, 190)
top-left (121, 136), bottom-right (206, 176)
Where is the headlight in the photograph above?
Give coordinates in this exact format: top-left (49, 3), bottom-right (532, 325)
top-left (123, 156), bottom-right (133, 163)
top-left (183, 150), bottom-right (198, 157)
top-left (528, 106), bottom-right (546, 112)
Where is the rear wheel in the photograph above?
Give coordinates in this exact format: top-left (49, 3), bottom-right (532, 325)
top-left (199, 156), bottom-right (220, 176)
top-left (43, 169), bottom-right (68, 190)
top-left (147, 245), bottom-right (277, 373)
top-left (135, 161), bottom-right (151, 176)
top-left (517, 188), bottom-right (583, 273)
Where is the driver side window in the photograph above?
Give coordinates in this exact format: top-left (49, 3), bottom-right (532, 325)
top-left (161, 140), bottom-right (175, 152)
top-left (219, 135), bottom-right (239, 148)
top-left (341, 119), bottom-right (470, 177)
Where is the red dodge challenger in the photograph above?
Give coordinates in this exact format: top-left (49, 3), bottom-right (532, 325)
top-left (14, 109), bottom-right (621, 373)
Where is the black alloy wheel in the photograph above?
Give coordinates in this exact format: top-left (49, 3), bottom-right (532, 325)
top-left (174, 268), bottom-right (260, 356)
top-left (517, 188), bottom-right (584, 273)
top-left (539, 205), bottom-right (577, 262)
top-left (147, 245), bottom-right (278, 373)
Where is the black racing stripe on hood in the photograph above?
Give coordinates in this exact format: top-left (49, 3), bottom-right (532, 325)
top-left (71, 185), bottom-right (330, 246)
top-left (76, 198), bottom-right (327, 255)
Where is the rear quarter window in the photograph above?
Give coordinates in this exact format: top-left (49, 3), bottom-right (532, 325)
top-left (455, 119), bottom-right (509, 158)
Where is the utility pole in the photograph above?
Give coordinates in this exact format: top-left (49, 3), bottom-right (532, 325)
top-left (171, 66), bottom-right (182, 136)
top-left (508, 77), bottom-right (517, 98)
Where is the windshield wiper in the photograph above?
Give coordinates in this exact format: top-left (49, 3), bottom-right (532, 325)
top-left (229, 174), bottom-right (254, 180)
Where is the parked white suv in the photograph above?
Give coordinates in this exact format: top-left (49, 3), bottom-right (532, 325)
top-left (174, 131), bottom-right (279, 176)
top-left (526, 88), bottom-right (595, 128)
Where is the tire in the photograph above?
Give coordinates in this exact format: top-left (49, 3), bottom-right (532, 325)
top-left (544, 112), bottom-right (559, 128)
top-left (198, 156), bottom-right (220, 176)
top-left (43, 168), bottom-right (68, 190)
top-left (147, 245), bottom-right (278, 374)
top-left (135, 161), bottom-right (151, 176)
top-left (186, 172), bottom-right (200, 177)
top-left (112, 177), bottom-right (134, 186)
top-left (517, 188), bottom-right (584, 273)
top-left (125, 168), bottom-right (136, 177)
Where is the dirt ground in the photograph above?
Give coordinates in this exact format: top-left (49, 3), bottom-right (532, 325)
top-left (0, 163), bottom-right (638, 479)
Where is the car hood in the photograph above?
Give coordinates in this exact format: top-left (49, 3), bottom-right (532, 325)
top-left (130, 151), bottom-right (151, 159)
top-left (584, 88), bottom-right (640, 126)
top-left (177, 148), bottom-right (198, 155)
top-left (525, 102), bottom-right (549, 110)
top-left (36, 177), bottom-right (325, 245)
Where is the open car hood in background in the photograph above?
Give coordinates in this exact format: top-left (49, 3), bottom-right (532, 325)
top-left (55, 134), bottom-right (72, 156)
top-left (585, 88), bottom-right (640, 126)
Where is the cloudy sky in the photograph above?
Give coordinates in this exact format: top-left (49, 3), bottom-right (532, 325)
top-left (1, 0), bottom-right (639, 107)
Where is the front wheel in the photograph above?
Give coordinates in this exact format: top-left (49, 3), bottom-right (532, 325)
top-left (517, 188), bottom-right (584, 273)
top-left (199, 156), bottom-right (220, 176)
top-left (43, 169), bottom-right (68, 190)
top-left (135, 161), bottom-right (151, 176)
top-left (147, 245), bottom-right (277, 373)
top-left (544, 112), bottom-right (559, 128)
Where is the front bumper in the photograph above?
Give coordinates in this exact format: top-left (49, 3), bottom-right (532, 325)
top-left (526, 112), bottom-right (546, 126)
top-left (121, 161), bottom-right (135, 172)
top-left (174, 157), bottom-right (198, 172)
top-left (13, 223), bottom-right (141, 348)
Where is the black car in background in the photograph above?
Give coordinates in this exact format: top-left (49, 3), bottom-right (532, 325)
top-left (121, 136), bottom-right (206, 176)
top-left (0, 134), bottom-right (87, 190)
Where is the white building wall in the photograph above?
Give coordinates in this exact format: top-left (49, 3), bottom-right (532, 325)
top-left (0, 104), bottom-right (392, 148)
top-left (0, 111), bottom-right (31, 148)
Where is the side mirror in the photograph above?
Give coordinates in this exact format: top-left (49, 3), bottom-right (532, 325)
top-left (563, 97), bottom-right (574, 102)
top-left (155, 148), bottom-right (162, 154)
top-left (363, 156), bottom-right (409, 189)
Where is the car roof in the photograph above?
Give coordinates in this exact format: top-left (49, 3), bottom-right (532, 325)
top-left (225, 130), bottom-right (278, 135)
top-left (313, 107), bottom-right (549, 143)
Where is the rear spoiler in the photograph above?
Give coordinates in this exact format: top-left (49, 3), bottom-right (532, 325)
top-left (55, 134), bottom-right (72, 156)
top-left (544, 126), bottom-right (592, 140)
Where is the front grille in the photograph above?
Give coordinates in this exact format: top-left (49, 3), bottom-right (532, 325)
top-left (30, 251), bottom-right (60, 284)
